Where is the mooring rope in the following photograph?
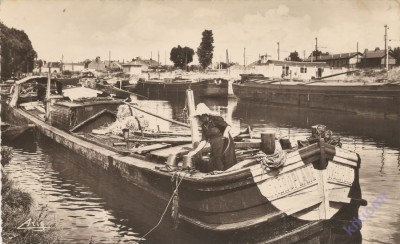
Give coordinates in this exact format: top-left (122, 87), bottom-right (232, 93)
top-left (137, 172), bottom-right (187, 242)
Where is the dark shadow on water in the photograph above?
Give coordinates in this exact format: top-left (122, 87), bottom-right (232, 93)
top-left (233, 101), bottom-right (400, 149)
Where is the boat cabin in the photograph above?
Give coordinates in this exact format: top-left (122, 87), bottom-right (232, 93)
top-left (9, 76), bottom-right (62, 105)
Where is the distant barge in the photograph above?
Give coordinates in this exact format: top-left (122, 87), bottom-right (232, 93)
top-left (135, 78), bottom-right (229, 99)
top-left (232, 74), bottom-right (400, 117)
top-left (3, 76), bottom-right (365, 243)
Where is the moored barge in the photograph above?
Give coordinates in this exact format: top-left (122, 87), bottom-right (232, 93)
top-left (135, 77), bottom-right (229, 99)
top-left (232, 74), bottom-right (400, 117)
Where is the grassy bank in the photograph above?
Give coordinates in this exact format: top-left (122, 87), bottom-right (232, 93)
top-left (1, 146), bottom-right (60, 244)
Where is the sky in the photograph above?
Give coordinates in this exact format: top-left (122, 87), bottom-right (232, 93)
top-left (1, 0), bottom-right (400, 64)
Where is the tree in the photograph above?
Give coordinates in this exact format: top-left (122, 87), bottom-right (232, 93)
top-left (36, 59), bottom-right (44, 72)
top-left (0, 22), bottom-right (37, 80)
top-left (197, 30), bottom-right (214, 69)
top-left (288, 51), bottom-right (302, 62)
top-left (169, 45), bottom-right (194, 70)
top-left (309, 50), bottom-right (329, 60)
top-left (83, 59), bottom-right (91, 68)
top-left (392, 47), bottom-right (400, 65)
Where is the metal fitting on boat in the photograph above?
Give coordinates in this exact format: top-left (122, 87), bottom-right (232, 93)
top-left (182, 155), bottom-right (193, 169)
top-left (167, 154), bottom-right (178, 167)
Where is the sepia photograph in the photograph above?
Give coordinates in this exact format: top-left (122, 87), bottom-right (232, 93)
top-left (1, 0), bottom-right (399, 243)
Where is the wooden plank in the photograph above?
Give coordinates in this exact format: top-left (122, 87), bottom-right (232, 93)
top-left (131, 143), bottom-right (171, 154)
top-left (128, 137), bottom-right (192, 144)
top-left (150, 143), bottom-right (192, 158)
top-left (122, 101), bottom-right (190, 128)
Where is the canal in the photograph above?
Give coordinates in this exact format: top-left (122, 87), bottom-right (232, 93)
top-left (3, 97), bottom-right (400, 243)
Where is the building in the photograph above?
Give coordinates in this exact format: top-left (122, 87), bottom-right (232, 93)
top-left (110, 62), bottom-right (123, 71)
top-left (62, 62), bottom-right (85, 72)
top-left (305, 52), bottom-right (363, 69)
top-left (361, 49), bottom-right (396, 69)
top-left (248, 56), bottom-right (332, 80)
top-left (88, 60), bottom-right (111, 71)
top-left (38, 62), bottom-right (61, 73)
top-left (122, 61), bottom-right (143, 75)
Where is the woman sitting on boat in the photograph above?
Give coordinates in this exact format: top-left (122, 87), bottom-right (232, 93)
top-left (187, 103), bottom-right (237, 173)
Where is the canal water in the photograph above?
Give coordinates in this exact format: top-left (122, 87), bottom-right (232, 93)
top-left (3, 97), bottom-right (400, 244)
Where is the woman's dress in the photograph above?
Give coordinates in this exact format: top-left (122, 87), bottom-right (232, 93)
top-left (198, 115), bottom-right (237, 172)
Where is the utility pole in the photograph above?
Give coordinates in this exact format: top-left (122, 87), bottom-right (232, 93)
top-left (157, 51), bottom-right (160, 66)
top-left (303, 50), bottom-right (306, 60)
top-left (277, 42), bottom-right (280, 61)
top-left (315, 37), bottom-right (318, 61)
top-left (226, 49), bottom-right (229, 74)
top-left (109, 50), bottom-right (111, 71)
top-left (384, 24), bottom-right (389, 70)
top-left (356, 42), bottom-right (359, 68)
top-left (243, 48), bottom-right (246, 73)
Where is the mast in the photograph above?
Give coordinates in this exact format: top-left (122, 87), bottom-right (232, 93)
top-left (46, 66), bottom-right (51, 120)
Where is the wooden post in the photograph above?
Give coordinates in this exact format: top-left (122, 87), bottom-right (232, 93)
top-left (186, 89), bottom-right (200, 148)
top-left (260, 133), bottom-right (275, 154)
top-left (46, 67), bottom-right (51, 120)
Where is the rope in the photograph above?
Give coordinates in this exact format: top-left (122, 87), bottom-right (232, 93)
top-left (138, 172), bottom-right (187, 242)
top-left (223, 135), bottom-right (231, 155)
top-left (256, 150), bottom-right (287, 171)
top-left (307, 124), bottom-right (342, 147)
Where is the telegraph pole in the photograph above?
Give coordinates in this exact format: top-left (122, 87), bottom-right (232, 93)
top-left (243, 48), bottom-right (246, 72)
top-left (384, 24), bottom-right (389, 70)
top-left (277, 42), bottom-right (280, 60)
top-left (315, 37), bottom-right (318, 61)
top-left (357, 42), bottom-right (359, 68)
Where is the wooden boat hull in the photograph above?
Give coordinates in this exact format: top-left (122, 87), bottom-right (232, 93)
top-left (2, 104), bottom-right (363, 243)
top-left (135, 79), bottom-right (228, 99)
top-left (232, 79), bottom-right (400, 117)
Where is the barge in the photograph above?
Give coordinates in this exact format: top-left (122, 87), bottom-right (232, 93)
top-left (2, 75), bottom-right (365, 243)
top-left (135, 77), bottom-right (229, 100)
top-left (232, 74), bottom-right (400, 117)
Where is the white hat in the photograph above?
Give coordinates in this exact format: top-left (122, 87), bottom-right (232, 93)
top-left (192, 103), bottom-right (218, 117)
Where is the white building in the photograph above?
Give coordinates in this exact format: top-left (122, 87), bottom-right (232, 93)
top-left (247, 57), bottom-right (345, 80)
top-left (62, 62), bottom-right (85, 72)
top-left (122, 61), bottom-right (143, 75)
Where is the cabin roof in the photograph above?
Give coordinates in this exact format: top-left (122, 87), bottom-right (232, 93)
top-left (62, 87), bottom-right (103, 101)
top-left (305, 52), bottom-right (362, 61)
top-left (363, 49), bottom-right (395, 59)
top-left (16, 76), bottom-right (48, 84)
top-left (122, 61), bottom-right (143, 67)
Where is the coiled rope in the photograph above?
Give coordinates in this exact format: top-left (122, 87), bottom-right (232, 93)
top-left (255, 150), bottom-right (287, 171)
top-left (137, 172), bottom-right (187, 242)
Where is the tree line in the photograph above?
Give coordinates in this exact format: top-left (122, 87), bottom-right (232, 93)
top-left (1, 22), bottom-right (37, 80)
top-left (170, 30), bottom-right (214, 70)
